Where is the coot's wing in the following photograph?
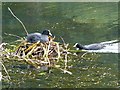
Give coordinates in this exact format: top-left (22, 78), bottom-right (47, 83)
top-left (27, 33), bottom-right (41, 43)
top-left (84, 43), bottom-right (105, 50)
top-left (40, 35), bottom-right (49, 42)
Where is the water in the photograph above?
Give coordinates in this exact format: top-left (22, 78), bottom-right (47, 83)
top-left (2, 2), bottom-right (119, 88)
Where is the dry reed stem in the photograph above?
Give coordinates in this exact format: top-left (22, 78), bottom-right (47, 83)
top-left (8, 7), bottom-right (28, 35)
top-left (1, 62), bottom-right (11, 80)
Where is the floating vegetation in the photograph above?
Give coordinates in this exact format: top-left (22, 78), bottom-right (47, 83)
top-left (1, 38), bottom-right (101, 77)
top-left (1, 37), bottom-right (76, 74)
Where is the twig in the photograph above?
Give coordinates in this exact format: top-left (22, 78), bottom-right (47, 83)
top-left (8, 7), bottom-right (28, 35)
top-left (60, 36), bottom-right (65, 44)
top-left (56, 42), bottom-right (61, 59)
top-left (55, 66), bottom-right (72, 75)
top-left (81, 52), bottom-right (88, 58)
top-left (64, 53), bottom-right (68, 70)
top-left (4, 33), bottom-right (23, 39)
top-left (0, 62), bottom-right (11, 80)
top-left (45, 42), bottom-right (51, 67)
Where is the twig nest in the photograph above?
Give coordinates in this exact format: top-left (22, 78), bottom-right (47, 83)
top-left (14, 40), bottom-right (69, 68)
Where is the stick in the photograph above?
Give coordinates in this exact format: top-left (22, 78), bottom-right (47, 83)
top-left (4, 33), bottom-right (23, 39)
top-left (60, 36), bottom-right (65, 44)
top-left (0, 62), bottom-right (11, 80)
top-left (8, 7), bottom-right (28, 35)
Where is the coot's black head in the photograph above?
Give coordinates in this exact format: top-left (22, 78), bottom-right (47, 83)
top-left (41, 29), bottom-right (53, 37)
top-left (73, 43), bottom-right (85, 50)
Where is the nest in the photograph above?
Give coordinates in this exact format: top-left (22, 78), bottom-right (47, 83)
top-left (12, 39), bottom-right (70, 69)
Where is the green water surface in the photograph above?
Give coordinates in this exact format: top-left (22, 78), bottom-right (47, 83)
top-left (2, 2), bottom-right (119, 88)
